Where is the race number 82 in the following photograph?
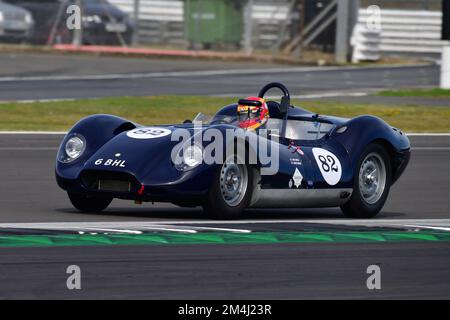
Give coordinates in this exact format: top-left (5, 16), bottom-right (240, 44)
top-left (312, 148), bottom-right (342, 186)
top-left (318, 155), bottom-right (339, 173)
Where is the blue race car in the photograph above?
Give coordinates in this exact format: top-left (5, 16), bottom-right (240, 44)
top-left (56, 83), bottom-right (410, 219)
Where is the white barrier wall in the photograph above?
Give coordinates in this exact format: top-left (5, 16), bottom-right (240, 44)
top-left (357, 8), bottom-right (445, 55)
top-left (441, 46), bottom-right (450, 89)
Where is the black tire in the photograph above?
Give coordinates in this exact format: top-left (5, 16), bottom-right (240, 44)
top-left (341, 143), bottom-right (392, 219)
top-left (68, 192), bottom-right (112, 213)
top-left (203, 155), bottom-right (254, 220)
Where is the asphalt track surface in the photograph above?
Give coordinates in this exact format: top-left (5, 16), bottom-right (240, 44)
top-left (1, 243), bottom-right (449, 299)
top-left (0, 53), bottom-right (440, 101)
top-left (0, 134), bottom-right (449, 299)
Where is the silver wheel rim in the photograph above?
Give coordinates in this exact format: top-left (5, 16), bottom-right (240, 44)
top-left (358, 152), bottom-right (386, 205)
top-left (219, 156), bottom-right (248, 207)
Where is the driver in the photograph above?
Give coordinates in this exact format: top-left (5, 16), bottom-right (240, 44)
top-left (237, 97), bottom-right (269, 131)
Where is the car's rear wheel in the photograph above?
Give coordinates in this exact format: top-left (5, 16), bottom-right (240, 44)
top-left (203, 154), bottom-right (253, 220)
top-left (341, 144), bottom-right (392, 218)
top-left (68, 192), bottom-right (113, 213)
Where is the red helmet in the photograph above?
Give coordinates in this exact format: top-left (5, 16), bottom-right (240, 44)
top-left (237, 97), bottom-right (269, 130)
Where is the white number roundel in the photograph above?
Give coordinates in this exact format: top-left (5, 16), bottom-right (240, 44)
top-left (312, 148), bottom-right (342, 186)
top-left (127, 127), bottom-right (172, 139)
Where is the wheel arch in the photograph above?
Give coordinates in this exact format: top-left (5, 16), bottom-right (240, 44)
top-left (64, 114), bottom-right (138, 153)
top-left (56, 115), bottom-right (139, 180)
top-left (332, 115), bottom-right (410, 182)
top-left (70, 114), bottom-right (138, 139)
top-left (368, 138), bottom-right (396, 182)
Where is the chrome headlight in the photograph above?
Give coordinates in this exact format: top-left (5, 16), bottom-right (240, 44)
top-left (82, 14), bottom-right (102, 24)
top-left (58, 134), bottom-right (86, 163)
top-left (25, 13), bottom-right (33, 24)
top-left (175, 144), bottom-right (203, 171)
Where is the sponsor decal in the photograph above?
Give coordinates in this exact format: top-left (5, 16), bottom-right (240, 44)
top-left (290, 157), bottom-right (302, 166)
top-left (291, 167), bottom-right (303, 188)
top-left (295, 147), bottom-right (304, 156)
top-left (288, 141), bottom-right (305, 155)
top-left (312, 148), bottom-right (342, 186)
top-left (127, 127), bottom-right (171, 139)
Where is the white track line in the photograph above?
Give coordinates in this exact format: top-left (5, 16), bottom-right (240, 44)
top-left (81, 228), bottom-right (143, 234)
top-left (0, 147), bottom-right (58, 151)
top-left (0, 98), bottom-right (76, 104)
top-left (291, 92), bottom-right (369, 99)
top-left (150, 224), bottom-right (252, 234)
top-left (137, 226), bottom-right (198, 233)
top-left (0, 131), bottom-right (66, 135)
top-left (412, 147), bottom-right (450, 150)
top-left (1, 219), bottom-right (450, 229)
top-left (214, 92), bottom-right (370, 99)
top-left (403, 225), bottom-right (450, 232)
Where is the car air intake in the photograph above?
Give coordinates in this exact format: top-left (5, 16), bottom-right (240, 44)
top-left (80, 170), bottom-right (140, 193)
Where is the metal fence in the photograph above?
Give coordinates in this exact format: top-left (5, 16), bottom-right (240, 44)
top-left (110, 0), bottom-right (185, 45)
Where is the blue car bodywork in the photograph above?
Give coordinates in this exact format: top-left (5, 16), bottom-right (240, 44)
top-left (56, 83), bottom-right (410, 217)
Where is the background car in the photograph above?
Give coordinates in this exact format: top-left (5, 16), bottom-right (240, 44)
top-left (0, 0), bottom-right (33, 43)
top-left (4, 0), bottom-right (134, 45)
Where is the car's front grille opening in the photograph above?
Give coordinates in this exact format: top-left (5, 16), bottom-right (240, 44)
top-left (80, 170), bottom-right (140, 193)
top-left (98, 180), bottom-right (131, 192)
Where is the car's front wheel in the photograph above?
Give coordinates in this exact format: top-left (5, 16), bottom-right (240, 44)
top-left (68, 192), bottom-right (113, 213)
top-left (203, 154), bottom-right (253, 220)
top-left (341, 144), bottom-right (392, 218)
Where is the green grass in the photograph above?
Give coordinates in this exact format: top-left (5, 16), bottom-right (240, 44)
top-left (378, 88), bottom-right (450, 98)
top-left (0, 96), bottom-right (449, 132)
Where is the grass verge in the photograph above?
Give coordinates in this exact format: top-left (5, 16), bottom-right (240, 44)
top-left (378, 88), bottom-right (450, 98)
top-left (0, 96), bottom-right (449, 132)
